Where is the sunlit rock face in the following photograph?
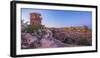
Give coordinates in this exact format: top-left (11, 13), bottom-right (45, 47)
top-left (30, 13), bottom-right (42, 25)
top-left (40, 29), bottom-right (58, 48)
top-left (21, 28), bottom-right (72, 49)
top-left (21, 33), bottom-right (38, 49)
top-left (39, 29), bottom-right (73, 48)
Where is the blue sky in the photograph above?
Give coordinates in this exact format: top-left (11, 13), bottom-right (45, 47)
top-left (21, 8), bottom-right (92, 28)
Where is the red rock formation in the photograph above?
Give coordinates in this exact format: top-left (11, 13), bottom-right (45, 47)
top-left (30, 13), bottom-right (42, 25)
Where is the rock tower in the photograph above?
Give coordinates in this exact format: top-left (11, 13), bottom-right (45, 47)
top-left (30, 13), bottom-right (42, 25)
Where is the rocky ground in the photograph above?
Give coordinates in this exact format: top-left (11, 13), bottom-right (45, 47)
top-left (21, 21), bottom-right (92, 49)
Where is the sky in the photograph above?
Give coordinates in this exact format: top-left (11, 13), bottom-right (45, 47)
top-left (21, 8), bottom-right (92, 28)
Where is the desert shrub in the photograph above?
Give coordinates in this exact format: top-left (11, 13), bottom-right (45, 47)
top-left (25, 25), bottom-right (44, 33)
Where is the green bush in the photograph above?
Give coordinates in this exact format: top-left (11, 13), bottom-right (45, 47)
top-left (25, 25), bottom-right (44, 33)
